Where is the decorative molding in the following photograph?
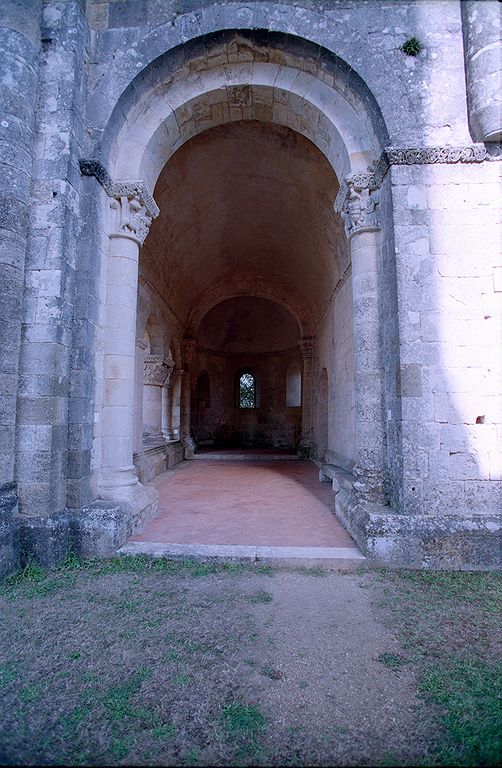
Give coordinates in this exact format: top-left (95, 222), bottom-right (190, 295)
top-left (79, 158), bottom-right (113, 189)
top-left (299, 337), bottom-right (315, 360)
top-left (79, 158), bottom-right (159, 245)
top-left (335, 143), bottom-right (500, 239)
top-left (385, 143), bottom-right (500, 165)
top-left (144, 354), bottom-right (175, 386)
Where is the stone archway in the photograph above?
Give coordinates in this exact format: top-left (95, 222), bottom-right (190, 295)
top-left (88, 29), bottom-right (391, 531)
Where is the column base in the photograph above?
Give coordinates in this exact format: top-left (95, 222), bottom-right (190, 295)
top-left (0, 483), bottom-right (20, 578)
top-left (182, 437), bottom-right (196, 458)
top-left (297, 441), bottom-right (312, 458)
top-left (99, 480), bottom-right (159, 531)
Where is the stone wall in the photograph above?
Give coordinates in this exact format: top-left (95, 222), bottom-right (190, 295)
top-left (391, 158), bottom-right (502, 517)
top-left (315, 271), bottom-right (356, 470)
top-left (193, 349), bottom-right (302, 450)
top-left (0, 0), bottom-right (500, 573)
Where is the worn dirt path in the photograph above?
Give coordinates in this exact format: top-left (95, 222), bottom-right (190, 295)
top-left (0, 562), bottom-right (447, 766)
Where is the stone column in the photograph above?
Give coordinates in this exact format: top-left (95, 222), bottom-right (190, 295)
top-left (0, 0), bottom-right (43, 574)
top-left (171, 370), bottom-right (182, 440)
top-left (180, 339), bottom-right (196, 457)
top-left (299, 338), bottom-right (315, 456)
top-left (161, 355), bottom-right (176, 440)
top-left (462, 0), bottom-right (502, 142)
top-left (336, 166), bottom-right (386, 503)
top-left (99, 184), bottom-right (159, 504)
top-left (133, 338), bottom-right (147, 453)
top-left (143, 354), bottom-right (174, 446)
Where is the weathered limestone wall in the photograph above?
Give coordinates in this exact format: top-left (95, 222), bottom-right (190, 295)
top-left (193, 350), bottom-right (302, 449)
top-left (84, 0), bottom-right (473, 167)
top-left (0, 0), bottom-right (43, 576)
top-left (13, 0), bottom-right (88, 565)
top-left (391, 158), bottom-right (502, 517)
top-left (1, 0), bottom-right (500, 573)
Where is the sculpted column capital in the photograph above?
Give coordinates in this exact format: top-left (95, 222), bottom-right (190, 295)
top-left (334, 161), bottom-right (385, 240)
top-left (144, 354), bottom-right (175, 387)
top-left (109, 180), bottom-right (159, 246)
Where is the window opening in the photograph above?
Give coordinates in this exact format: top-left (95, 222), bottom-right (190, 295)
top-left (239, 372), bottom-right (256, 409)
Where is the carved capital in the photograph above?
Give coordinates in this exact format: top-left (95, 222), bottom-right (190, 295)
top-left (335, 160), bottom-right (384, 240)
top-left (110, 186), bottom-right (159, 246)
top-left (299, 337), bottom-right (315, 360)
top-left (144, 354), bottom-right (175, 386)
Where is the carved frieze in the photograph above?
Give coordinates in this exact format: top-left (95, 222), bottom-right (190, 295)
top-left (385, 144), bottom-right (497, 165)
top-left (334, 142), bottom-right (501, 240)
top-left (144, 354), bottom-right (175, 387)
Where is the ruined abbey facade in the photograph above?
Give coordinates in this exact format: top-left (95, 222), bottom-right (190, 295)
top-left (1, 0), bottom-right (501, 576)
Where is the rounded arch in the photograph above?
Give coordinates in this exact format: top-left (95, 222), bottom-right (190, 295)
top-left (187, 275), bottom-right (309, 338)
top-left (143, 314), bottom-right (164, 355)
top-left (88, 8), bottom-right (427, 170)
top-left (96, 29), bottom-right (390, 190)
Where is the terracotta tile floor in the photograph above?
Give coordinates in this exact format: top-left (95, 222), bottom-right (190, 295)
top-left (130, 459), bottom-right (357, 548)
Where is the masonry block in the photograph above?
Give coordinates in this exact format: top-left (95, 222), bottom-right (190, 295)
top-left (68, 501), bottom-right (127, 558)
top-left (19, 511), bottom-right (70, 568)
top-left (0, 483), bottom-right (20, 579)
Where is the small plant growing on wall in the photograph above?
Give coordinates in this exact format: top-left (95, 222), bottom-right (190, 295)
top-left (401, 37), bottom-right (423, 56)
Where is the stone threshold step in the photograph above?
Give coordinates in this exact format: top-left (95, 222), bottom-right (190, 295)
top-left (118, 541), bottom-right (367, 569)
top-left (192, 453), bottom-right (301, 461)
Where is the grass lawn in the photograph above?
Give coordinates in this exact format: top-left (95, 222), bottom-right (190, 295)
top-left (0, 555), bottom-right (500, 766)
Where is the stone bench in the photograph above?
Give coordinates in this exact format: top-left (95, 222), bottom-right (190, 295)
top-left (319, 464), bottom-right (355, 493)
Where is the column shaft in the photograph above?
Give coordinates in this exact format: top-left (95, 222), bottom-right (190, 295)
top-left (350, 230), bottom-right (386, 501)
top-left (99, 235), bottom-right (140, 496)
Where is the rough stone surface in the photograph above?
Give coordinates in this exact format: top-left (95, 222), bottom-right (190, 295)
top-left (0, 483), bottom-right (20, 578)
top-left (0, 1), bottom-right (500, 574)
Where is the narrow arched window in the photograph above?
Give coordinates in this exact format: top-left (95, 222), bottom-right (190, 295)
top-left (238, 372), bottom-right (256, 409)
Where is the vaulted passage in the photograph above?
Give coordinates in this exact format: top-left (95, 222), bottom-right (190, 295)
top-left (137, 119), bottom-right (355, 463)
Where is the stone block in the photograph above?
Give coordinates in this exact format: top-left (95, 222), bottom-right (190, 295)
top-left (19, 510), bottom-right (69, 568)
top-left (0, 482), bottom-right (20, 579)
top-left (335, 489), bottom-right (501, 570)
top-left (68, 501), bottom-right (127, 558)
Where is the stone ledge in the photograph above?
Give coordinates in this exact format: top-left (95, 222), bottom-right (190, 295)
top-left (319, 463), bottom-right (355, 493)
top-left (118, 541), bottom-right (366, 570)
top-left (335, 489), bottom-right (502, 571)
